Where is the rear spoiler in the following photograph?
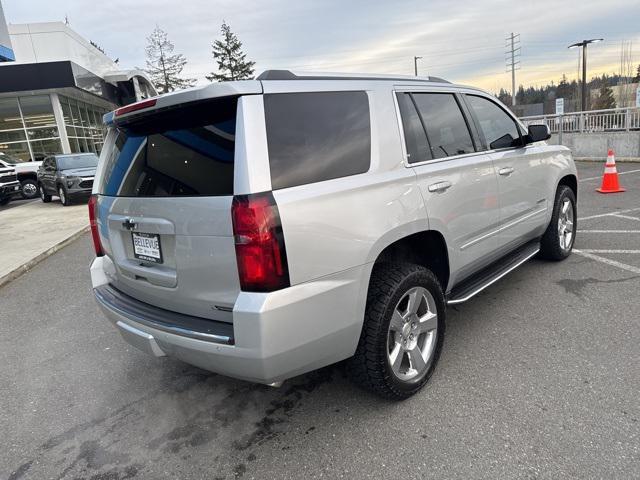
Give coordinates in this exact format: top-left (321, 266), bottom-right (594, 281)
top-left (103, 80), bottom-right (263, 127)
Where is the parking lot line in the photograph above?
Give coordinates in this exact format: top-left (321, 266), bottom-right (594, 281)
top-left (578, 230), bottom-right (640, 233)
top-left (579, 249), bottom-right (640, 254)
top-left (578, 168), bottom-right (640, 182)
top-left (579, 207), bottom-right (640, 221)
top-left (612, 214), bottom-right (640, 222)
top-left (573, 249), bottom-right (640, 275)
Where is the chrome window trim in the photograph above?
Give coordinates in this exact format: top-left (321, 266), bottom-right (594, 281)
top-left (462, 92), bottom-right (529, 146)
top-left (393, 88), bottom-right (487, 168)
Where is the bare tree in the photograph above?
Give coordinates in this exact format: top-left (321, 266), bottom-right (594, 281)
top-left (145, 26), bottom-right (196, 94)
top-left (617, 40), bottom-right (635, 108)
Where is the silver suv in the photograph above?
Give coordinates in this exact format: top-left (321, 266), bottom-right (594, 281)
top-left (90, 71), bottom-right (577, 399)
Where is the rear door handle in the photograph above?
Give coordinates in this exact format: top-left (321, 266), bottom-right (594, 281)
top-left (428, 181), bottom-right (452, 193)
top-left (498, 167), bottom-right (515, 176)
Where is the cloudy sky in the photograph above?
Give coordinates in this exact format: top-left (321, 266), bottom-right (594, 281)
top-left (3, 0), bottom-right (640, 92)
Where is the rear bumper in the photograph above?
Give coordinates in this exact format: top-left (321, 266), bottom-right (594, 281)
top-left (91, 256), bottom-right (368, 384)
top-left (67, 186), bottom-right (92, 198)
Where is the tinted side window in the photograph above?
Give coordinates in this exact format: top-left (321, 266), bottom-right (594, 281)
top-left (412, 93), bottom-right (475, 159)
top-left (264, 91), bottom-right (370, 190)
top-left (396, 93), bottom-right (432, 163)
top-left (466, 95), bottom-right (521, 150)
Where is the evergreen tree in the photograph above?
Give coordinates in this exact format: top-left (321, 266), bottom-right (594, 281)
top-left (496, 88), bottom-right (512, 106)
top-left (555, 74), bottom-right (573, 101)
top-left (634, 64), bottom-right (640, 82)
top-left (207, 22), bottom-right (255, 82)
top-left (593, 83), bottom-right (616, 110)
top-left (145, 26), bottom-right (195, 94)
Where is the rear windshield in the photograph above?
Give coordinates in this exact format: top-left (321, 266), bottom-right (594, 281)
top-left (58, 154), bottom-right (99, 170)
top-left (96, 97), bottom-right (236, 197)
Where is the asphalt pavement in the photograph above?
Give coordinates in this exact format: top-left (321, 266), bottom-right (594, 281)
top-left (1, 162), bottom-right (639, 480)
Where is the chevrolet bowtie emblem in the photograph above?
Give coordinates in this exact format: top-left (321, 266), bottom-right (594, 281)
top-left (122, 218), bottom-right (137, 230)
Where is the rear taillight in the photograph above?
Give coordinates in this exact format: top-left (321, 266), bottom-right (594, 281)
top-left (231, 192), bottom-right (290, 292)
top-left (88, 194), bottom-right (104, 257)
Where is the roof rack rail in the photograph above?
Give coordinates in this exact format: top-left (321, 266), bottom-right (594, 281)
top-left (257, 70), bottom-right (450, 84)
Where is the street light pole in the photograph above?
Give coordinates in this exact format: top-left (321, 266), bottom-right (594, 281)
top-left (582, 43), bottom-right (587, 111)
top-left (568, 38), bottom-right (603, 112)
top-left (414, 56), bottom-right (422, 77)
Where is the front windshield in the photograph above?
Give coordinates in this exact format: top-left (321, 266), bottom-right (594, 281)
top-left (0, 153), bottom-right (27, 165)
top-left (57, 155), bottom-right (99, 170)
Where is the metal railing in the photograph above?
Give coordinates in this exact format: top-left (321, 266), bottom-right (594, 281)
top-left (520, 107), bottom-right (640, 134)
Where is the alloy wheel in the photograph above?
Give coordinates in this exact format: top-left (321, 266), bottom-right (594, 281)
top-left (387, 286), bottom-right (438, 382)
top-left (558, 198), bottom-right (574, 251)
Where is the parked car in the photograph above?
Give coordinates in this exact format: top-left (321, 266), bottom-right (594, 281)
top-left (0, 162), bottom-right (21, 206)
top-left (0, 152), bottom-right (42, 199)
top-left (37, 153), bottom-right (99, 206)
top-left (89, 71), bottom-right (577, 399)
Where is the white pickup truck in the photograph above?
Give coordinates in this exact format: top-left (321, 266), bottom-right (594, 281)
top-left (0, 152), bottom-right (42, 199)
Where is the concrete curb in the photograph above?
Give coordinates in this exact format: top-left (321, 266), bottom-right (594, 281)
top-left (0, 225), bottom-right (90, 289)
top-left (575, 157), bottom-right (640, 163)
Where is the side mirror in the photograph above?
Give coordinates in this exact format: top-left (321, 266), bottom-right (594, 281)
top-left (526, 124), bottom-right (551, 144)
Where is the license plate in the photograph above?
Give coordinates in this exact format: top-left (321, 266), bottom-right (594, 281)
top-left (132, 232), bottom-right (163, 264)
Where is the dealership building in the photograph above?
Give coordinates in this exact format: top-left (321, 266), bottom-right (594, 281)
top-left (0, 3), bottom-right (156, 161)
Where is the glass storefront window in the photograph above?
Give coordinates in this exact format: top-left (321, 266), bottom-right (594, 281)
top-left (0, 98), bottom-right (24, 131)
top-left (59, 95), bottom-right (110, 155)
top-left (0, 94), bottom-right (110, 161)
top-left (29, 139), bottom-right (62, 162)
top-left (19, 95), bottom-right (57, 129)
top-left (0, 129), bottom-right (27, 143)
top-left (79, 103), bottom-right (91, 128)
top-left (60, 99), bottom-right (77, 138)
top-left (27, 127), bottom-right (59, 140)
top-left (70, 102), bottom-right (81, 127)
top-left (0, 141), bottom-right (31, 162)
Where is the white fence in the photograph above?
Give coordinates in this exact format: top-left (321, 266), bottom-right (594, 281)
top-left (520, 107), bottom-right (640, 134)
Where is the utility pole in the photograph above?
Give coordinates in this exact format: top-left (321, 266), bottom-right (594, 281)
top-left (505, 33), bottom-right (521, 107)
top-left (414, 56), bottom-right (422, 77)
top-left (569, 38), bottom-right (603, 112)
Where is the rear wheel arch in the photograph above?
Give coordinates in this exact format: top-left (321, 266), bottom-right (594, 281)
top-left (17, 172), bottom-right (37, 182)
top-left (373, 230), bottom-right (450, 292)
top-left (558, 174), bottom-right (577, 200)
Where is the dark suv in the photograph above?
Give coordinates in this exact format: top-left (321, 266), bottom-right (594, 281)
top-left (37, 153), bottom-right (99, 206)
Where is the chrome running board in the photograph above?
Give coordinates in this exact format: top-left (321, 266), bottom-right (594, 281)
top-left (446, 241), bottom-right (540, 305)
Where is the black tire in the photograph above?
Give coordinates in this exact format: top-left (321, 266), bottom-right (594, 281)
top-left (347, 263), bottom-right (445, 400)
top-left (0, 196), bottom-right (10, 206)
top-left (20, 178), bottom-right (39, 199)
top-left (539, 185), bottom-right (576, 261)
top-left (39, 184), bottom-right (52, 203)
top-left (58, 185), bottom-right (71, 206)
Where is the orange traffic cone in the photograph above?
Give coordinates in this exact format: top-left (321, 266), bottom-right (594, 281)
top-left (596, 149), bottom-right (625, 194)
